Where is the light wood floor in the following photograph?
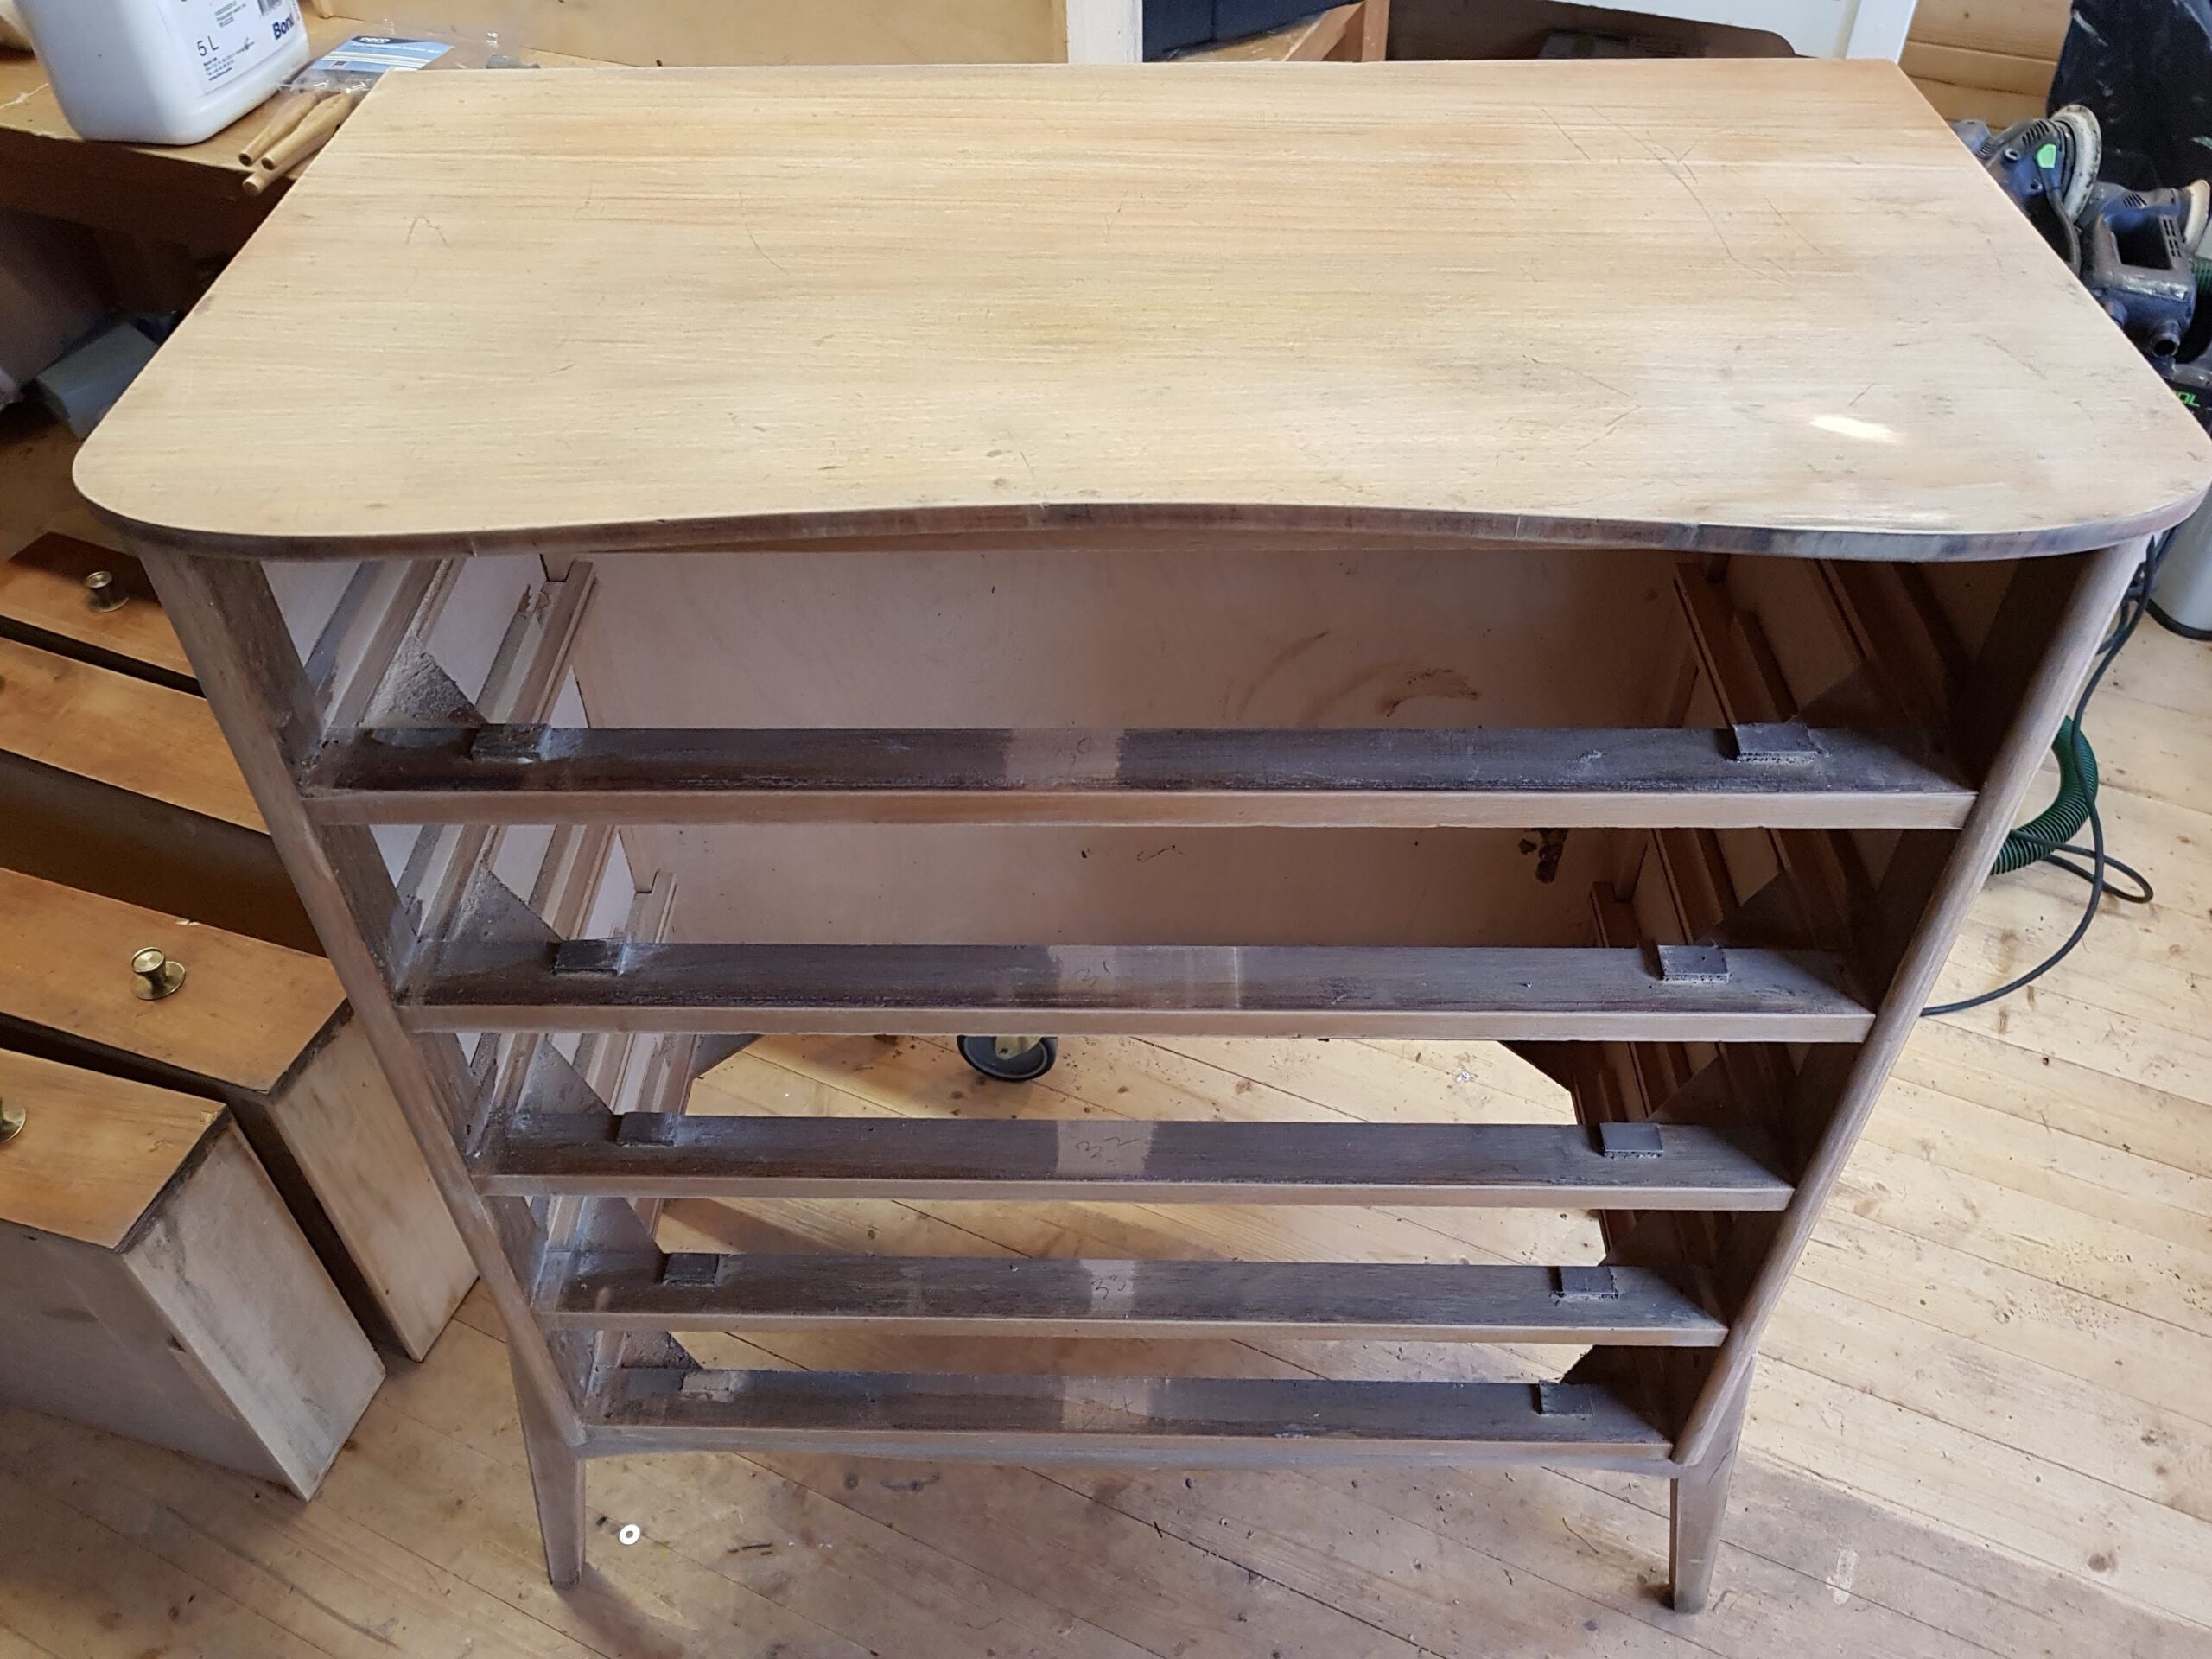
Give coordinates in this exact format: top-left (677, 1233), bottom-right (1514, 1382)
top-left (3, 622), bottom-right (2209, 1657)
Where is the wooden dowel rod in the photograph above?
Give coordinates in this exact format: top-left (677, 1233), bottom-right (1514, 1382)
top-left (238, 88), bottom-right (321, 167)
top-left (243, 92), bottom-right (355, 196)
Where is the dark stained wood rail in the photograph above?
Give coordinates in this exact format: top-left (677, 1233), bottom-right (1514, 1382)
top-left (404, 942), bottom-right (1873, 1040)
top-left (592, 1368), bottom-right (1675, 1469)
top-left (300, 724), bottom-right (1974, 830)
top-left (541, 1254), bottom-right (1727, 1344)
top-left (480, 1115), bottom-right (1795, 1208)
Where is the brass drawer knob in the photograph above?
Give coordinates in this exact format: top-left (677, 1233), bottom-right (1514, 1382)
top-left (85, 570), bottom-right (130, 613)
top-left (0, 1098), bottom-right (22, 1145)
top-left (130, 947), bottom-right (187, 1001)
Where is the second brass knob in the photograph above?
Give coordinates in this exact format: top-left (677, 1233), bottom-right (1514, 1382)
top-left (85, 570), bottom-right (130, 613)
top-left (131, 947), bottom-right (186, 1000)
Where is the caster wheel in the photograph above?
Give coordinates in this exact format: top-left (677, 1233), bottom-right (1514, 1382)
top-left (957, 1033), bottom-right (1059, 1082)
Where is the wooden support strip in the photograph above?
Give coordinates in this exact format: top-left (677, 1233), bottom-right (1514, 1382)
top-left (481, 1116), bottom-right (1793, 1208)
top-left (1650, 826), bottom-right (1736, 945)
top-left (1672, 541), bottom-right (2145, 1465)
top-left (404, 943), bottom-right (1872, 1041)
top-left (143, 551), bottom-right (588, 1444)
top-left (570, 871), bottom-right (679, 1103)
top-left (552, 870), bottom-right (682, 1276)
top-left (589, 1369), bottom-right (1674, 1468)
top-left (527, 826), bottom-right (618, 938)
top-left (543, 1255), bottom-right (1726, 1344)
top-left (298, 725), bottom-right (1971, 830)
top-left (1587, 882), bottom-right (1699, 1113)
top-left (317, 560), bottom-right (459, 732)
top-left (1357, 0), bottom-right (1390, 60)
top-left (1674, 572), bottom-right (1785, 723)
top-left (1179, 0), bottom-right (1359, 60)
top-left (1819, 562), bottom-right (1960, 730)
top-left (302, 560), bottom-right (428, 719)
top-left (397, 563), bottom-right (598, 941)
top-left (1672, 567), bottom-right (1871, 948)
top-left (1582, 874), bottom-right (1776, 1427)
top-left (625, 1033), bottom-right (704, 1119)
top-left (478, 565), bottom-right (597, 724)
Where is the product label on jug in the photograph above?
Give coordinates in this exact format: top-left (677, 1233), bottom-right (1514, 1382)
top-left (162, 0), bottom-right (301, 89)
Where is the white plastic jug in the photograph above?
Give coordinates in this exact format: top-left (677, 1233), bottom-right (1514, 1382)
top-left (16, 0), bottom-right (311, 145)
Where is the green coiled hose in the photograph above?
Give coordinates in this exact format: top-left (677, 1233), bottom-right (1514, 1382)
top-left (1996, 719), bottom-right (2095, 874)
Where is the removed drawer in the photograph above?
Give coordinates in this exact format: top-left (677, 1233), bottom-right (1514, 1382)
top-left (0, 1046), bottom-right (381, 1497)
top-left (0, 865), bottom-right (474, 1360)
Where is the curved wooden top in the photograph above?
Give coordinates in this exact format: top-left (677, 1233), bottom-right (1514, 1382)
top-left (78, 60), bottom-right (2211, 562)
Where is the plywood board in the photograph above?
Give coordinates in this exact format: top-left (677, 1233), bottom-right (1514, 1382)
top-left (1899, 40), bottom-right (2056, 99)
top-left (1908, 0), bottom-right (2069, 62)
top-left (571, 544), bottom-right (1679, 729)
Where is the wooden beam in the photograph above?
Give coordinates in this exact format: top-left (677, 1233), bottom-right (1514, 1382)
top-left (1356, 0), bottom-right (1390, 60)
top-left (301, 724), bottom-right (1972, 830)
top-left (591, 1369), bottom-right (1674, 1468)
top-left (404, 943), bottom-right (1873, 1041)
top-left (544, 1255), bottom-right (1726, 1344)
top-left (483, 1115), bottom-right (1793, 1208)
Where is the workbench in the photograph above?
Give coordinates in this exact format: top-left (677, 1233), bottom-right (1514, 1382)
top-left (0, 16), bottom-right (372, 248)
top-left (75, 59), bottom-right (2211, 1607)
top-left (0, 16), bottom-right (602, 248)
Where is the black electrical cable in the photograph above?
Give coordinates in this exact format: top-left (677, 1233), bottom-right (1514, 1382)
top-left (1923, 535), bottom-right (2165, 1017)
top-left (2038, 845), bottom-right (2155, 905)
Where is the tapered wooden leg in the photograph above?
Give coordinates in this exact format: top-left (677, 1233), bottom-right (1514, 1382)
top-left (1669, 1367), bottom-right (1748, 1612)
top-left (512, 1351), bottom-right (587, 1586)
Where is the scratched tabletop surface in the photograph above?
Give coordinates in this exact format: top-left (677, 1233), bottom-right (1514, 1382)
top-left (77, 60), bottom-right (2212, 562)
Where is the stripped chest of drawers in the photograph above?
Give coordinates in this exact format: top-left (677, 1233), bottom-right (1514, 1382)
top-left (73, 59), bottom-right (2212, 1602)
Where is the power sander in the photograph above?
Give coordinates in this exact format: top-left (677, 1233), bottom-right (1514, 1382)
top-left (1959, 105), bottom-right (2209, 364)
top-left (1960, 105), bottom-right (2212, 633)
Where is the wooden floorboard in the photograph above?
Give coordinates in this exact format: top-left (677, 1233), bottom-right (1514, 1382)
top-left (3, 624), bottom-right (2208, 1651)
